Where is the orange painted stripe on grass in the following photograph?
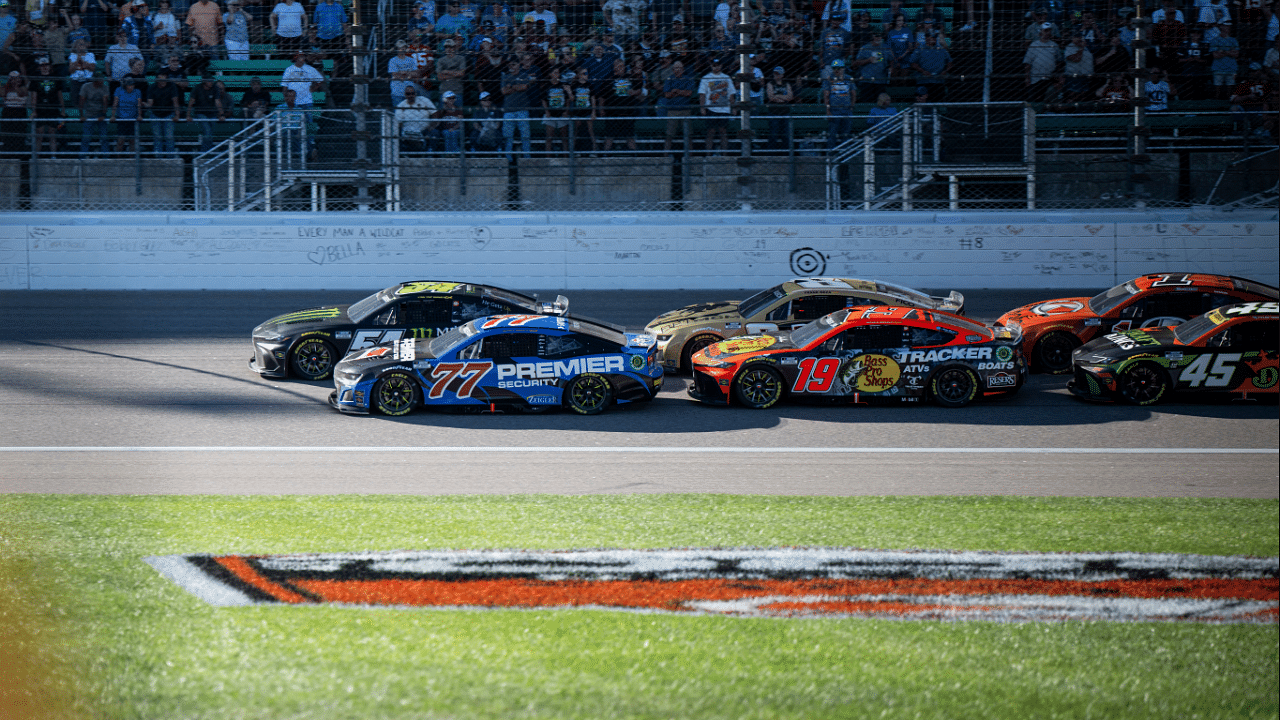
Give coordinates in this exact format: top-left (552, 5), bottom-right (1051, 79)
top-left (285, 577), bottom-right (1278, 609)
top-left (212, 556), bottom-right (313, 604)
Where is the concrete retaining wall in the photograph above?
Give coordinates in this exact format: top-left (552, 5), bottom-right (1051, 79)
top-left (0, 210), bottom-right (1275, 291)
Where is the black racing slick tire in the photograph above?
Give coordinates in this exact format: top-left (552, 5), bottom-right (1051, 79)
top-left (681, 334), bottom-right (721, 374)
top-left (373, 372), bottom-right (419, 416)
top-left (733, 365), bottom-right (785, 409)
top-left (564, 373), bottom-right (613, 415)
top-left (1033, 331), bottom-right (1080, 375)
top-left (290, 338), bottom-right (338, 381)
top-left (1117, 362), bottom-right (1169, 406)
top-left (930, 366), bottom-right (980, 408)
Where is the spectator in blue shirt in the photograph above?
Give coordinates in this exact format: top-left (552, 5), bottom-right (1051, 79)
top-left (435, 3), bottom-right (472, 43)
top-left (313, 0), bottom-right (349, 53)
top-left (111, 76), bottom-right (142, 153)
top-left (908, 31), bottom-right (952, 102)
top-left (662, 59), bottom-right (696, 152)
top-left (823, 59), bottom-right (856, 149)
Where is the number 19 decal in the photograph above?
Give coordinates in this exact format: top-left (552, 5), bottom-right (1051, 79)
top-left (793, 357), bottom-right (841, 393)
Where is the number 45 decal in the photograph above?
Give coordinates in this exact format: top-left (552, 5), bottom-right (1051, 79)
top-left (1180, 353), bottom-right (1241, 388)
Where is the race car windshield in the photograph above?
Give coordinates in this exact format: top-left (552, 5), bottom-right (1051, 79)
top-left (427, 323), bottom-right (478, 356)
top-left (1173, 313), bottom-right (1223, 344)
top-left (738, 284), bottom-right (788, 318)
top-left (1089, 281), bottom-right (1140, 315)
top-left (790, 310), bottom-right (849, 347)
top-left (347, 289), bottom-right (393, 324)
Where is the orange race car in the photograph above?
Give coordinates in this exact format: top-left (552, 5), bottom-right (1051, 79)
top-left (997, 274), bottom-right (1278, 374)
top-left (689, 306), bottom-right (1025, 409)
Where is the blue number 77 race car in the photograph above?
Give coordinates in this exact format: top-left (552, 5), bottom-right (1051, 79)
top-left (329, 315), bottom-right (663, 416)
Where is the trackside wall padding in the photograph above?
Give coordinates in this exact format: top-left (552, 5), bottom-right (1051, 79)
top-left (1, 211), bottom-right (1276, 291)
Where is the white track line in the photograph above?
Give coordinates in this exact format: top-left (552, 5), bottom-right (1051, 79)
top-left (2, 446), bottom-right (1276, 454)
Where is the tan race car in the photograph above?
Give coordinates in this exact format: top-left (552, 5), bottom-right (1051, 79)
top-left (644, 277), bottom-right (965, 373)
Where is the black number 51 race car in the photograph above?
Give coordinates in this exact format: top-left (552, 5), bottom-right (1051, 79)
top-left (250, 281), bottom-right (569, 381)
top-left (1068, 302), bottom-right (1279, 405)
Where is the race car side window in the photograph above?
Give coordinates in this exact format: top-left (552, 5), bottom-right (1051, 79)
top-left (909, 327), bottom-right (956, 347)
top-left (400, 298), bottom-right (454, 326)
top-left (1143, 292), bottom-right (1204, 319)
top-left (792, 295), bottom-right (851, 321)
top-left (478, 333), bottom-right (540, 359)
top-left (842, 325), bottom-right (906, 351)
top-left (1221, 321), bottom-right (1279, 350)
top-left (1202, 293), bottom-right (1237, 313)
top-left (371, 306), bottom-right (398, 326)
top-left (766, 302), bottom-right (790, 321)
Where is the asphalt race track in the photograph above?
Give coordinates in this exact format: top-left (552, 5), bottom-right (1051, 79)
top-left (1, 289), bottom-right (1276, 498)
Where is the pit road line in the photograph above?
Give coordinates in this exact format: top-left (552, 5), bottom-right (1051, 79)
top-left (2, 446), bottom-right (1276, 454)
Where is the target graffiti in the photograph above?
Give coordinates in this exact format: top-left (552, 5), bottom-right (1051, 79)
top-left (789, 248), bottom-right (826, 276)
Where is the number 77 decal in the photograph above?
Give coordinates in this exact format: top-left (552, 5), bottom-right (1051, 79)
top-left (428, 362), bottom-right (494, 399)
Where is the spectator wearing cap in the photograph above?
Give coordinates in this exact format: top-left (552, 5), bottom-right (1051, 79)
top-left (697, 55), bottom-right (734, 154)
top-left (435, 38), bottom-right (466, 101)
top-left (222, 1), bottom-right (251, 60)
top-left (1023, 22), bottom-right (1062, 101)
top-left (111, 75), bottom-right (143, 152)
top-left (1177, 26), bottom-right (1213, 100)
top-left (705, 23), bottom-right (735, 57)
top-left (819, 11), bottom-right (852, 70)
top-left (662, 59), bottom-right (695, 151)
top-left (472, 88), bottom-right (502, 150)
top-left (500, 54), bottom-right (535, 157)
top-left (908, 29), bottom-right (952, 102)
top-left (77, 68), bottom-right (110, 156)
top-left (764, 65), bottom-right (793, 150)
top-left (395, 83), bottom-right (435, 150)
top-left (1024, 7), bottom-right (1060, 44)
top-left (431, 89), bottom-right (464, 151)
top-left (867, 91), bottom-right (898, 128)
top-left (185, 0), bottom-right (222, 50)
top-left (30, 56), bottom-right (66, 156)
top-left (409, 4), bottom-right (434, 34)
top-left (1211, 21), bottom-right (1241, 99)
top-left (480, 1), bottom-right (513, 41)
top-left (580, 41), bottom-right (616, 96)
top-left (566, 66), bottom-right (596, 153)
top-left (601, 56), bottom-right (642, 152)
top-left (270, 0), bottom-right (307, 56)
top-left (853, 30), bottom-right (893, 102)
top-left (474, 35), bottom-right (506, 96)
top-left (435, 3), bottom-right (472, 42)
top-left (522, 0), bottom-right (556, 28)
top-left (186, 70), bottom-right (223, 149)
top-left (105, 30), bottom-right (143, 90)
top-left (388, 40), bottom-right (418, 105)
top-left (313, 0), bottom-right (348, 54)
top-left (147, 70), bottom-right (181, 155)
top-left (281, 49), bottom-right (323, 107)
top-left (151, 1), bottom-right (182, 65)
top-left (238, 75), bottom-right (271, 118)
top-left (541, 69), bottom-right (572, 153)
top-left (822, 59), bottom-right (855, 149)
top-left (1062, 31), bottom-right (1094, 102)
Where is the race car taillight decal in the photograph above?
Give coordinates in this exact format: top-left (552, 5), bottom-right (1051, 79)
top-left (427, 361), bottom-right (494, 399)
top-left (145, 549), bottom-right (1279, 623)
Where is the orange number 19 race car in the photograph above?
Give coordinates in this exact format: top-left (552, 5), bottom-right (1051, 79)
top-left (688, 307), bottom-right (1025, 409)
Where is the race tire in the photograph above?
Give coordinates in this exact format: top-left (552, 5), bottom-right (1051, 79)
top-left (1117, 362), bottom-right (1169, 406)
top-left (289, 338), bottom-right (338, 381)
top-left (681, 334), bottom-right (721, 374)
top-left (373, 372), bottom-right (419, 416)
top-left (564, 373), bottom-right (613, 415)
top-left (733, 365), bottom-right (784, 409)
top-left (1033, 331), bottom-right (1080, 374)
top-left (930, 365), bottom-right (980, 408)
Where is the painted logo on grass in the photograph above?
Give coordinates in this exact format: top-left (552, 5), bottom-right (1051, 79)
top-left (145, 548), bottom-right (1278, 623)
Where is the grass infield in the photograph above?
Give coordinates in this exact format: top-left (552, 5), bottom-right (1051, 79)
top-left (2, 495), bottom-right (1277, 720)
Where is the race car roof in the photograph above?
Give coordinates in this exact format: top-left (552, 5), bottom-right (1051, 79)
top-left (393, 281), bottom-right (540, 306)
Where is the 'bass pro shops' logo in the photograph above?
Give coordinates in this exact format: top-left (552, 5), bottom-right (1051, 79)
top-left (845, 354), bottom-right (901, 392)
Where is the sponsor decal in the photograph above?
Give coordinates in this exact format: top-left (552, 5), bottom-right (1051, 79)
top-left (398, 281), bottom-right (463, 295)
top-left (1104, 332), bottom-right (1162, 351)
top-left (987, 372), bottom-right (1017, 388)
top-left (716, 335), bottom-right (777, 355)
top-left (145, 548), bottom-right (1279, 623)
top-left (1253, 367), bottom-right (1279, 389)
top-left (897, 347), bottom-right (993, 363)
top-left (272, 307), bottom-right (343, 325)
top-left (359, 347), bottom-right (391, 359)
top-left (977, 362), bottom-right (1015, 370)
top-left (996, 346), bottom-right (1013, 362)
top-left (394, 339), bottom-right (415, 361)
top-left (847, 354), bottom-right (901, 392)
top-left (336, 331), bottom-right (352, 340)
top-left (480, 315), bottom-right (546, 329)
top-left (1031, 301), bottom-right (1084, 316)
top-left (497, 356), bottom-right (626, 381)
top-left (629, 355), bottom-right (645, 371)
top-left (725, 322), bottom-right (742, 329)
top-left (526, 394), bottom-right (558, 404)
top-left (1225, 302), bottom-right (1280, 316)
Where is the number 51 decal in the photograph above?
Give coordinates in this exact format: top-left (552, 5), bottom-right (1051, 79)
top-left (1180, 353), bottom-right (1241, 388)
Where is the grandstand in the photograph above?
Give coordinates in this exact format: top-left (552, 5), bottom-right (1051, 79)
top-left (0, 0), bottom-right (1275, 211)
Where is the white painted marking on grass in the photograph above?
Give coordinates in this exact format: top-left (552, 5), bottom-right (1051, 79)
top-left (143, 555), bottom-right (259, 607)
top-left (4, 446), bottom-right (1278, 454)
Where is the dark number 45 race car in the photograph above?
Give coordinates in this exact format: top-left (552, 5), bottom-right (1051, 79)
top-left (329, 314), bottom-right (663, 416)
top-left (1069, 301), bottom-right (1279, 405)
top-left (689, 306), bottom-right (1025, 409)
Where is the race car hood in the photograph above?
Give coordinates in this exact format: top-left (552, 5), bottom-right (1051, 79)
top-left (645, 301), bottom-right (744, 333)
top-left (997, 297), bottom-right (1096, 328)
top-left (702, 332), bottom-right (796, 360)
top-left (253, 304), bottom-right (352, 337)
top-left (335, 339), bottom-right (420, 376)
top-left (1074, 327), bottom-right (1178, 362)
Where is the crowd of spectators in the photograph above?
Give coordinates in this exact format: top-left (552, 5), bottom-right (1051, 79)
top-left (0, 0), bottom-right (1276, 157)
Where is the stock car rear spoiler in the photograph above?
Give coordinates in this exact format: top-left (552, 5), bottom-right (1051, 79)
top-left (540, 295), bottom-right (571, 315)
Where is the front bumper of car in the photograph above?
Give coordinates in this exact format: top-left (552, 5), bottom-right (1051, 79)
top-left (249, 339), bottom-right (290, 377)
top-left (1067, 365), bottom-right (1117, 402)
top-left (328, 382), bottom-right (373, 414)
top-left (652, 334), bottom-right (681, 371)
top-left (687, 368), bottom-right (733, 405)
